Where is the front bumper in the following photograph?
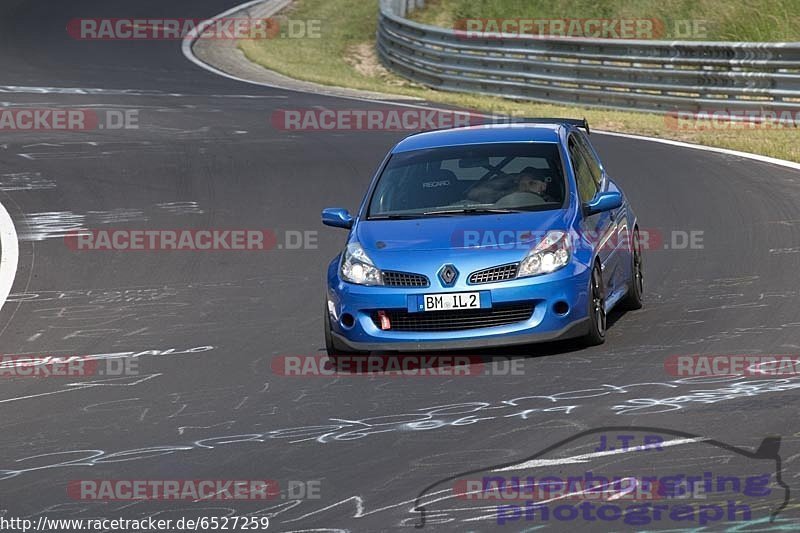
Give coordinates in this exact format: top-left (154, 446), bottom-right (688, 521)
top-left (331, 319), bottom-right (588, 351)
top-left (327, 261), bottom-right (592, 352)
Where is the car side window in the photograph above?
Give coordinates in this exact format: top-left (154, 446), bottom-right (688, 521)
top-left (568, 136), bottom-right (598, 203)
top-left (573, 132), bottom-right (603, 187)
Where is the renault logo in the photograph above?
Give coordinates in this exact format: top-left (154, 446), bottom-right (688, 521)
top-left (438, 264), bottom-right (458, 286)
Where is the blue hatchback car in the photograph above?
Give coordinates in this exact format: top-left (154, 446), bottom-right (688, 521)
top-left (322, 119), bottom-right (643, 353)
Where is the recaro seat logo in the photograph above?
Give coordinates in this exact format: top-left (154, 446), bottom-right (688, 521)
top-left (422, 180), bottom-right (451, 188)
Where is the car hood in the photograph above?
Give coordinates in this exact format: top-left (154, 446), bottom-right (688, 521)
top-left (355, 210), bottom-right (571, 253)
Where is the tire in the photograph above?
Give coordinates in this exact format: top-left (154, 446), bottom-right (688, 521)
top-left (620, 228), bottom-right (644, 311)
top-left (324, 301), bottom-right (361, 356)
top-left (583, 262), bottom-right (607, 346)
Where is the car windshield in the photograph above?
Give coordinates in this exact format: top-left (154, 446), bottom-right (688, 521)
top-left (367, 143), bottom-right (566, 219)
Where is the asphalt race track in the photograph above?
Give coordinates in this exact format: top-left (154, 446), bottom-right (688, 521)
top-left (1, 1), bottom-right (800, 531)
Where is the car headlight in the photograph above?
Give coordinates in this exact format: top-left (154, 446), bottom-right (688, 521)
top-left (340, 242), bottom-right (383, 285)
top-left (518, 230), bottom-right (571, 277)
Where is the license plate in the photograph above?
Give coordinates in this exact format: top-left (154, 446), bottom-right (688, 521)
top-left (423, 292), bottom-right (481, 311)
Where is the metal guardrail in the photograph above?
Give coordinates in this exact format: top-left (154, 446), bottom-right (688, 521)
top-left (377, 0), bottom-right (800, 115)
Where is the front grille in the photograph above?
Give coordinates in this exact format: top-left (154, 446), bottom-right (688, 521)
top-left (469, 263), bottom-right (519, 284)
top-left (382, 271), bottom-right (430, 287)
top-left (371, 303), bottom-right (535, 332)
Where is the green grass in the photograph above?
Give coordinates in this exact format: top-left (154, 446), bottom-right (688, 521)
top-left (238, 0), bottom-right (800, 163)
top-left (410, 0), bottom-right (800, 41)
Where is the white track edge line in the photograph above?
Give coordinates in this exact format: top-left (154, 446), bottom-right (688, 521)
top-left (0, 199), bottom-right (19, 314)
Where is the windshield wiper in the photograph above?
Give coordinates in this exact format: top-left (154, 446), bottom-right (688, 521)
top-left (368, 214), bottom-right (423, 220)
top-left (369, 208), bottom-right (525, 219)
top-left (423, 207), bottom-right (523, 216)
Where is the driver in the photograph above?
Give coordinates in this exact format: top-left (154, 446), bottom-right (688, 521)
top-left (493, 169), bottom-right (554, 208)
top-left (516, 167), bottom-right (556, 202)
top-left (518, 172), bottom-right (548, 195)
top-left (465, 167), bottom-right (554, 204)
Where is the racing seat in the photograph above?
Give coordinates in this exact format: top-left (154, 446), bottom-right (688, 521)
top-left (410, 169), bottom-right (460, 209)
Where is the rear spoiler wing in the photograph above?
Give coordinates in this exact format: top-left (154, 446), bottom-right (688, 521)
top-left (507, 117), bottom-right (590, 134)
top-left (406, 116), bottom-right (590, 137)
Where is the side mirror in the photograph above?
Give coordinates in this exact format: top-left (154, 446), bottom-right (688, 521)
top-left (322, 208), bottom-right (354, 229)
top-left (584, 191), bottom-right (622, 216)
